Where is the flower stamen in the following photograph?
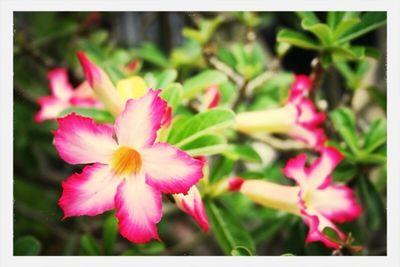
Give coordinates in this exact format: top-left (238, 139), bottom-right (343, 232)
top-left (111, 146), bottom-right (142, 176)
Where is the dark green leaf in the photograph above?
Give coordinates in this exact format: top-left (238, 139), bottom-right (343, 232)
top-left (337, 12), bottom-right (387, 44)
top-left (367, 86), bottom-right (386, 111)
top-left (363, 118), bottom-right (386, 153)
top-left (277, 29), bottom-right (320, 50)
top-left (103, 215), bottom-right (118, 255)
top-left (14, 236), bottom-right (42, 256)
top-left (209, 156), bottom-right (235, 184)
top-left (329, 108), bottom-right (360, 155)
top-left (205, 201), bottom-right (255, 255)
top-left (301, 19), bottom-right (333, 46)
top-left (130, 43), bottom-right (169, 68)
top-left (80, 234), bottom-right (100, 256)
top-left (357, 176), bottom-right (386, 230)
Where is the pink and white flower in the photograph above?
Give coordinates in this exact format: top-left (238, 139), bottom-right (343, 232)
top-left (229, 147), bottom-right (362, 249)
top-left (234, 75), bottom-right (326, 150)
top-left (35, 68), bottom-right (101, 122)
top-left (55, 90), bottom-right (204, 243)
top-left (173, 185), bottom-right (209, 232)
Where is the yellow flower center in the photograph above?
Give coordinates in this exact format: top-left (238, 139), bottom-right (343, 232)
top-left (111, 146), bottom-right (142, 176)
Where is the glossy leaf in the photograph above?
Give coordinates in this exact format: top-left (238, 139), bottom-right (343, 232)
top-left (168, 108), bottom-right (235, 147)
top-left (329, 108), bottom-right (360, 155)
top-left (205, 201), bottom-right (255, 255)
top-left (337, 12), bottom-right (387, 44)
top-left (182, 134), bottom-right (228, 157)
top-left (277, 29), bottom-right (320, 50)
top-left (363, 118), bottom-right (386, 153)
top-left (160, 83), bottom-right (183, 111)
top-left (301, 19), bottom-right (333, 46)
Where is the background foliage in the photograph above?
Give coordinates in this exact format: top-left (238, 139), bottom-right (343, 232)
top-left (14, 12), bottom-right (386, 256)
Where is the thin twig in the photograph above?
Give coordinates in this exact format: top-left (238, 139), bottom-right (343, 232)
top-left (208, 56), bottom-right (245, 88)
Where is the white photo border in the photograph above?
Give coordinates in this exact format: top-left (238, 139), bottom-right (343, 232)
top-left (1, 1), bottom-right (399, 266)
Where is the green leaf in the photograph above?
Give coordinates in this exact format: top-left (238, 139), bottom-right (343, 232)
top-left (183, 70), bottom-right (228, 99)
top-left (103, 215), bottom-right (118, 255)
top-left (155, 69), bottom-right (178, 89)
top-left (333, 18), bottom-right (361, 40)
top-left (103, 64), bottom-right (126, 84)
top-left (209, 156), bottom-right (235, 184)
top-left (223, 144), bottom-right (262, 163)
top-left (296, 12), bottom-right (320, 24)
top-left (58, 107), bottom-right (114, 123)
top-left (182, 134), bottom-right (228, 157)
top-left (14, 236), bottom-right (42, 256)
top-left (327, 12), bottom-right (345, 29)
top-left (277, 29), bottom-right (320, 50)
top-left (367, 86), bottom-right (386, 110)
top-left (332, 160), bottom-right (358, 183)
top-left (80, 234), bottom-right (100, 256)
top-left (168, 108), bottom-right (235, 147)
top-left (205, 201), bottom-right (255, 255)
top-left (219, 81), bottom-right (238, 106)
top-left (363, 118), bottom-right (386, 154)
top-left (130, 43), bottom-right (169, 68)
top-left (337, 12), bottom-right (387, 44)
top-left (301, 19), bottom-right (333, 46)
top-left (357, 175), bottom-right (386, 230)
top-left (322, 227), bottom-right (343, 244)
top-left (331, 45), bottom-right (365, 60)
top-left (160, 83), bottom-right (183, 111)
top-left (329, 108), bottom-right (360, 155)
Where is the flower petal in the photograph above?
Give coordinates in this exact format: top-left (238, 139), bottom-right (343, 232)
top-left (35, 96), bottom-right (69, 122)
top-left (288, 74), bottom-right (313, 103)
top-left (173, 186), bottom-right (209, 232)
top-left (48, 68), bottom-right (74, 101)
top-left (115, 173), bottom-right (162, 243)
top-left (301, 209), bottom-right (345, 249)
top-left (310, 185), bottom-right (362, 223)
top-left (290, 125), bottom-right (326, 150)
top-left (59, 163), bottom-right (121, 218)
top-left (282, 153), bottom-right (308, 186)
top-left (297, 98), bottom-right (326, 127)
top-left (54, 113), bottom-right (118, 164)
top-left (141, 143), bottom-right (204, 194)
top-left (115, 90), bottom-right (167, 148)
top-left (308, 147), bottom-right (343, 188)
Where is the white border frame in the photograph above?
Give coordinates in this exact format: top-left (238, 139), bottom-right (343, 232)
top-left (1, 1), bottom-right (399, 266)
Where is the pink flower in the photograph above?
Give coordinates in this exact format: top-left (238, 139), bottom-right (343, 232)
top-left (173, 185), bottom-right (209, 232)
top-left (235, 74), bottom-right (326, 150)
top-left (229, 147), bottom-right (362, 249)
top-left (283, 147), bottom-right (362, 248)
top-left (35, 68), bottom-right (101, 122)
top-left (203, 85), bottom-right (221, 109)
top-left (288, 74), bottom-right (313, 103)
top-left (55, 90), bottom-right (204, 243)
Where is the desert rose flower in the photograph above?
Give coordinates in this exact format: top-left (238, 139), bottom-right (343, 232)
top-left (35, 68), bottom-right (101, 122)
top-left (202, 85), bottom-right (221, 110)
top-left (229, 147), bottom-right (362, 248)
top-left (55, 90), bottom-right (204, 243)
top-left (234, 75), bottom-right (326, 150)
top-left (173, 185), bottom-right (209, 232)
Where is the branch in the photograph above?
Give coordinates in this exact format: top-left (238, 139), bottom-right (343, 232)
top-left (249, 133), bottom-right (308, 151)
